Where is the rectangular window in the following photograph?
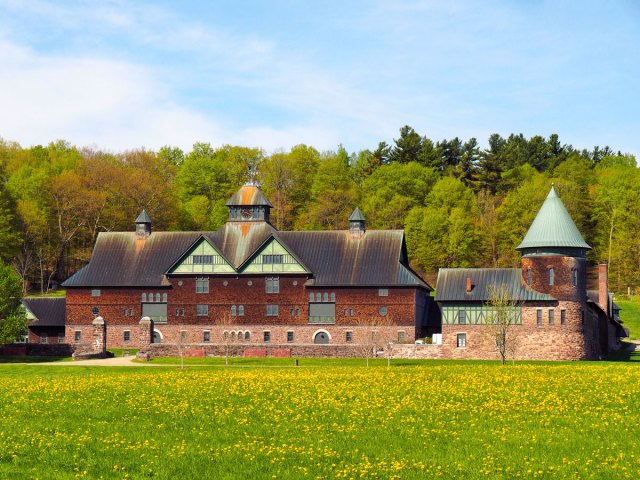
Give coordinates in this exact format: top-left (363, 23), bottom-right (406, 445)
top-left (203, 331), bottom-right (211, 343)
top-left (287, 331), bottom-right (294, 343)
top-left (195, 278), bottom-right (209, 294)
top-left (536, 309), bottom-right (542, 326)
top-left (561, 309), bottom-right (566, 325)
top-left (123, 331), bottom-right (131, 343)
top-left (193, 255), bottom-right (213, 264)
top-left (458, 310), bottom-right (466, 325)
top-left (548, 268), bottom-right (554, 286)
top-left (40, 334), bottom-right (47, 344)
top-left (175, 308), bottom-right (184, 316)
top-left (196, 304), bottom-right (209, 316)
top-left (91, 289), bottom-right (101, 297)
top-left (263, 331), bottom-right (271, 343)
top-left (378, 288), bottom-right (389, 297)
top-left (308, 303), bottom-right (336, 324)
top-left (143, 303), bottom-right (168, 324)
top-left (549, 309), bottom-right (555, 325)
top-left (456, 333), bottom-right (466, 348)
top-left (263, 254), bottom-right (284, 264)
top-left (572, 268), bottom-right (578, 287)
top-left (398, 331), bottom-right (406, 342)
top-left (346, 331), bottom-right (353, 343)
top-left (74, 331), bottom-right (81, 343)
top-left (266, 304), bottom-right (279, 316)
top-left (57, 334), bottom-right (65, 344)
top-left (265, 276), bottom-right (280, 294)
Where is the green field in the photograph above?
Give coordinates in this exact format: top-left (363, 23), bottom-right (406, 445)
top-left (0, 362), bottom-right (639, 479)
top-left (616, 295), bottom-right (640, 341)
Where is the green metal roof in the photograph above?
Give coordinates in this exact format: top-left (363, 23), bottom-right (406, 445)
top-left (348, 207), bottom-right (366, 222)
top-left (135, 210), bottom-right (152, 224)
top-left (516, 186), bottom-right (591, 251)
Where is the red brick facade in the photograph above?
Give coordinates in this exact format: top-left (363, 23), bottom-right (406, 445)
top-left (65, 281), bottom-right (423, 349)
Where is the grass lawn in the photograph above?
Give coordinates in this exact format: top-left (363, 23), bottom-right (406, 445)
top-left (616, 295), bottom-right (640, 341)
top-left (0, 362), bottom-right (638, 479)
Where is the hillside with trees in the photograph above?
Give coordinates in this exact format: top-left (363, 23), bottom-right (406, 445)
top-left (0, 127), bottom-right (637, 293)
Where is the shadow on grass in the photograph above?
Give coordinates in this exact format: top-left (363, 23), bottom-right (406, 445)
top-left (606, 342), bottom-right (640, 362)
top-left (0, 355), bottom-right (70, 364)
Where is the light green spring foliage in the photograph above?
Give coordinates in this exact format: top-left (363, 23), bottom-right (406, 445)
top-left (0, 261), bottom-right (24, 346)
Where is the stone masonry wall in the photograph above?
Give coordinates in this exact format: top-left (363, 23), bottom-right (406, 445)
top-left (438, 300), bottom-right (600, 361)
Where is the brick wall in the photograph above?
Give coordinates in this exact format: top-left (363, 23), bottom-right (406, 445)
top-left (65, 279), bottom-right (422, 349)
top-left (66, 280), bottom-right (419, 328)
top-left (521, 256), bottom-right (586, 301)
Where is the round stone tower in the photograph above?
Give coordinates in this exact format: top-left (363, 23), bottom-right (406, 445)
top-left (516, 185), bottom-right (591, 301)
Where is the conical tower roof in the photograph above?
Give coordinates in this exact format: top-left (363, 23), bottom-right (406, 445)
top-left (516, 186), bottom-right (591, 250)
top-left (349, 207), bottom-right (366, 222)
top-left (135, 210), bottom-right (152, 224)
top-left (225, 184), bottom-right (273, 207)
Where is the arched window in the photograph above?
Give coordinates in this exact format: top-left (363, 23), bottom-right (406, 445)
top-left (527, 268), bottom-right (532, 286)
top-left (244, 331), bottom-right (250, 341)
top-left (238, 305), bottom-right (244, 316)
top-left (155, 293), bottom-right (161, 302)
top-left (323, 293), bottom-right (328, 302)
top-left (315, 293), bottom-right (321, 302)
top-left (548, 268), bottom-right (554, 286)
top-left (148, 292), bottom-right (154, 302)
top-left (231, 332), bottom-right (237, 341)
top-left (231, 305), bottom-right (237, 316)
top-left (141, 293), bottom-right (147, 302)
top-left (330, 292), bottom-right (335, 302)
top-left (309, 293), bottom-right (314, 302)
top-left (162, 293), bottom-right (167, 302)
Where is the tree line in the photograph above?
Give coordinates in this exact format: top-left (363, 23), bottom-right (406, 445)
top-left (0, 127), bottom-right (638, 293)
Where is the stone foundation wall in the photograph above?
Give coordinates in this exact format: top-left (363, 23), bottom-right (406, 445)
top-left (67, 322), bottom-right (416, 349)
top-left (137, 342), bottom-right (394, 359)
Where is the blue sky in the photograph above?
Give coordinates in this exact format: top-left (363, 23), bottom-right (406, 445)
top-left (0, 0), bottom-right (638, 157)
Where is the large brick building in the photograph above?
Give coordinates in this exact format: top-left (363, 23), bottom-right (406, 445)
top-left (61, 185), bottom-right (433, 352)
top-left (434, 186), bottom-right (627, 360)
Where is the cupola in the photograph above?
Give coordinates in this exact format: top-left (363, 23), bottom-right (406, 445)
top-left (225, 184), bottom-right (272, 223)
top-left (349, 207), bottom-right (366, 238)
top-left (135, 210), bottom-right (152, 239)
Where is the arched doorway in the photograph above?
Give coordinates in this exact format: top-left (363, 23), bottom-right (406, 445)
top-left (152, 329), bottom-right (163, 344)
top-left (313, 331), bottom-right (330, 344)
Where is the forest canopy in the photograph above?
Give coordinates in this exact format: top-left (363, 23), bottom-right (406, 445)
top-left (0, 128), bottom-right (637, 293)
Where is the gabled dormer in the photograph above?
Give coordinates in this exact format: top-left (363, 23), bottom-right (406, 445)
top-left (226, 184), bottom-right (273, 223)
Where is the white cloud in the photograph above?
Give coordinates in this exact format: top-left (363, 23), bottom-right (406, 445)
top-left (0, 37), bottom-right (227, 151)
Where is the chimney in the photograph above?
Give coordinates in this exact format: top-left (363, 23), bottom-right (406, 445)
top-left (465, 277), bottom-right (472, 293)
top-left (598, 263), bottom-right (608, 315)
